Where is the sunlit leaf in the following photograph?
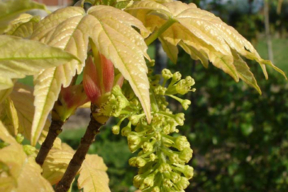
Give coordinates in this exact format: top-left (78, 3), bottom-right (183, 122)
top-left (0, 35), bottom-right (80, 92)
top-left (126, 1), bottom-right (287, 92)
top-left (42, 144), bottom-right (74, 185)
top-left (0, 0), bottom-right (46, 34)
top-left (8, 83), bottom-right (51, 142)
top-left (0, 97), bottom-right (19, 137)
top-left (78, 154), bottom-right (110, 192)
top-left (0, 122), bottom-right (53, 192)
top-left (30, 5), bottom-right (151, 145)
top-left (5, 13), bottom-right (40, 38)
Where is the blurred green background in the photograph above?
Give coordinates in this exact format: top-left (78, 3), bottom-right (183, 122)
top-left (23, 0), bottom-right (288, 191)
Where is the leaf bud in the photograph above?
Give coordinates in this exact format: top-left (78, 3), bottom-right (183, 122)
top-left (112, 125), bottom-right (120, 135)
top-left (162, 69), bottom-right (173, 80)
top-left (179, 148), bottom-right (193, 163)
top-left (23, 145), bottom-right (36, 156)
top-left (175, 136), bottom-right (190, 151)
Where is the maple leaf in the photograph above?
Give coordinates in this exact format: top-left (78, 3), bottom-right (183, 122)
top-left (126, 1), bottom-right (287, 93)
top-left (30, 5), bottom-right (151, 145)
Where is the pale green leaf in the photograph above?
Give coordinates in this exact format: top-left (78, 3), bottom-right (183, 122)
top-left (0, 97), bottom-right (19, 137)
top-left (0, 35), bottom-right (80, 91)
top-left (42, 144), bottom-right (74, 185)
top-left (30, 5), bottom-right (151, 145)
top-left (9, 83), bottom-right (51, 142)
top-left (78, 154), bottom-right (110, 192)
top-left (0, 0), bottom-right (46, 34)
top-left (5, 13), bottom-right (40, 38)
top-left (0, 122), bottom-right (53, 192)
top-left (126, 0), bottom-right (287, 91)
top-left (159, 37), bottom-right (178, 64)
top-left (232, 51), bottom-right (261, 94)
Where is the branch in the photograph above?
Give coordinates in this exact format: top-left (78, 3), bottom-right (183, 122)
top-left (36, 119), bottom-right (64, 166)
top-left (55, 113), bottom-right (104, 192)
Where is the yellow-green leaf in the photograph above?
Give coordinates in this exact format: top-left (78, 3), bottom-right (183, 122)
top-left (0, 0), bottom-right (46, 34)
top-left (0, 122), bottom-right (53, 192)
top-left (30, 5), bottom-right (151, 145)
top-left (0, 97), bottom-right (19, 137)
top-left (126, 1), bottom-right (287, 92)
top-left (0, 35), bottom-right (80, 91)
top-left (42, 144), bottom-right (74, 185)
top-left (5, 13), bottom-right (40, 38)
top-left (78, 154), bottom-right (110, 192)
top-left (159, 37), bottom-right (178, 64)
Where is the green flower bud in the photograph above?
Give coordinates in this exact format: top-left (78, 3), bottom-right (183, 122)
top-left (142, 142), bottom-right (153, 153)
top-left (16, 134), bottom-right (24, 144)
top-left (142, 173), bottom-right (155, 188)
top-left (181, 99), bottom-right (191, 110)
top-left (129, 157), bottom-right (147, 168)
top-left (169, 153), bottom-right (182, 164)
top-left (121, 123), bottom-right (131, 136)
top-left (175, 80), bottom-right (190, 95)
top-left (179, 148), bottom-right (193, 163)
top-left (162, 69), bottom-right (173, 80)
top-left (183, 165), bottom-right (194, 179)
top-left (163, 178), bottom-right (173, 188)
top-left (23, 145), bottom-right (36, 156)
top-left (175, 113), bottom-right (185, 126)
top-left (151, 186), bottom-right (160, 192)
top-left (170, 172), bottom-right (181, 183)
top-left (150, 153), bottom-right (156, 161)
top-left (154, 85), bottom-right (167, 95)
top-left (175, 136), bottom-right (190, 151)
top-left (185, 76), bottom-right (195, 86)
top-left (130, 114), bottom-right (144, 126)
top-left (133, 174), bottom-right (144, 188)
top-left (172, 72), bottom-right (182, 82)
top-left (175, 177), bottom-right (190, 190)
top-left (112, 125), bottom-right (120, 135)
top-left (159, 163), bottom-right (172, 173)
top-left (127, 133), bottom-right (141, 145)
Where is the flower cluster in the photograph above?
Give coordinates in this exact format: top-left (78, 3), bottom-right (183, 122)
top-left (104, 66), bottom-right (196, 191)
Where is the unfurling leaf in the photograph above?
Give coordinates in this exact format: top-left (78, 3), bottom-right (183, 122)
top-left (31, 5), bottom-right (151, 145)
top-left (78, 154), bottom-right (110, 192)
top-left (126, 1), bottom-right (287, 93)
top-left (0, 122), bottom-right (53, 192)
top-left (0, 0), bottom-right (46, 34)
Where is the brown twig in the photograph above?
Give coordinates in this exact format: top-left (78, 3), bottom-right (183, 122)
top-left (55, 113), bottom-right (104, 192)
top-left (36, 119), bottom-right (64, 166)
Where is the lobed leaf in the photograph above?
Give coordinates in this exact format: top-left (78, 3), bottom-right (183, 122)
top-left (0, 122), bottom-right (53, 192)
top-left (78, 154), bottom-right (110, 192)
top-left (126, 1), bottom-right (287, 92)
top-left (30, 5), bottom-right (151, 145)
top-left (0, 0), bottom-right (46, 34)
